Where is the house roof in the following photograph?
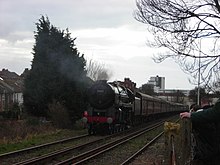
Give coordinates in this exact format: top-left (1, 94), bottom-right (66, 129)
top-left (0, 69), bottom-right (24, 93)
top-left (0, 69), bottom-right (20, 79)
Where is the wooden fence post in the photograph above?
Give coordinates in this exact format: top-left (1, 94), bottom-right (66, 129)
top-left (164, 119), bottom-right (191, 165)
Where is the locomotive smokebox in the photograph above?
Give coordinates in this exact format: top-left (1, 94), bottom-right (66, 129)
top-left (87, 80), bottom-right (115, 109)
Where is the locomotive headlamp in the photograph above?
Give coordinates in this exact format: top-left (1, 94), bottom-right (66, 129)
top-left (82, 117), bottom-right (88, 123)
top-left (107, 117), bottom-right (113, 124)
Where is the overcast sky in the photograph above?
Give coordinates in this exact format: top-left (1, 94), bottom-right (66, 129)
top-left (0, 0), bottom-right (196, 89)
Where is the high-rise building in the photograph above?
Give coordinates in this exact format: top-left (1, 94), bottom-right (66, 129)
top-left (147, 75), bottom-right (165, 93)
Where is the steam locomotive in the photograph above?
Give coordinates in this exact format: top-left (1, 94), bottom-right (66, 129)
top-left (82, 80), bottom-right (188, 135)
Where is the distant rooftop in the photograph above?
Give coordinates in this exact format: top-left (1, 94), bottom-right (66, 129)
top-left (0, 68), bottom-right (20, 79)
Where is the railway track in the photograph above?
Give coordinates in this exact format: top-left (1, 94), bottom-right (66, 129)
top-left (65, 122), bottom-right (163, 165)
top-left (76, 117), bottom-right (179, 165)
top-left (55, 121), bottom-right (165, 165)
top-left (0, 134), bottom-right (88, 158)
top-left (1, 125), bottom-right (141, 164)
top-left (0, 134), bottom-right (91, 164)
top-left (1, 116), bottom-right (178, 165)
top-left (120, 131), bottom-right (164, 165)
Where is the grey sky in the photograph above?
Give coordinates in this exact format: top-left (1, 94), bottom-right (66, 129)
top-left (0, 0), bottom-right (195, 89)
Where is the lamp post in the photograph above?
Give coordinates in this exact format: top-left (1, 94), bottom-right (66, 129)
top-left (197, 40), bottom-right (201, 105)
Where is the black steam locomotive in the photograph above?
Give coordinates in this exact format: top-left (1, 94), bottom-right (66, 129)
top-left (82, 80), bottom-right (187, 135)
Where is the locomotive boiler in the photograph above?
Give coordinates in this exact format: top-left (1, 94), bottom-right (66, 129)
top-left (82, 80), bottom-right (135, 134)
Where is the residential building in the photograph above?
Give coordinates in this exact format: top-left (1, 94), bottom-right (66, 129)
top-left (0, 69), bottom-right (24, 111)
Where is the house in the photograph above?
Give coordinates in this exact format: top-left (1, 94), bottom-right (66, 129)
top-left (0, 69), bottom-right (24, 111)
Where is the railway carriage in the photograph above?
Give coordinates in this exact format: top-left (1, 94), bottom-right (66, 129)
top-left (82, 80), bottom-right (188, 135)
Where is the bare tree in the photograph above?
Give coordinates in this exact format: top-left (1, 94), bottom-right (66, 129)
top-left (134, 0), bottom-right (220, 91)
top-left (86, 59), bottom-right (112, 81)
